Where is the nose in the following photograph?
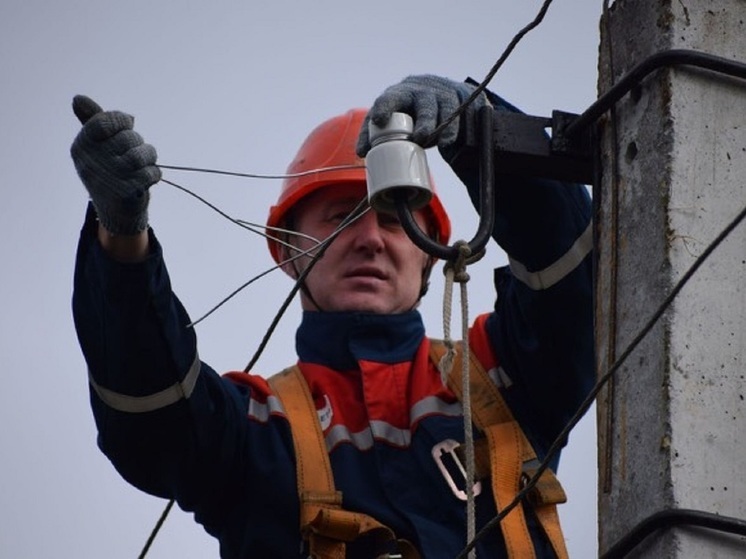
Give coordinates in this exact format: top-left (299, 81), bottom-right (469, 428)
top-left (350, 210), bottom-right (385, 253)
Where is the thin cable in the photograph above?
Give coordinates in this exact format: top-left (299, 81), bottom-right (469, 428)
top-left (163, 178), bottom-right (317, 252)
top-left (161, 177), bottom-right (333, 327)
top-left (601, 508), bottom-right (746, 559)
top-left (459, 270), bottom-right (476, 559)
top-left (162, 178), bottom-right (256, 232)
top-left (243, 198), bottom-right (370, 372)
top-left (456, 200), bottom-right (746, 558)
top-left (425, 0), bottom-right (556, 146)
top-left (159, 163), bottom-right (365, 180)
top-left (185, 241), bottom-right (325, 328)
top-left (137, 498), bottom-right (174, 559)
top-left (137, 199), bottom-right (370, 559)
top-left (235, 219), bottom-right (319, 246)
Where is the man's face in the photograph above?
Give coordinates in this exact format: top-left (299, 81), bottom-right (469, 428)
top-left (284, 183), bottom-right (431, 314)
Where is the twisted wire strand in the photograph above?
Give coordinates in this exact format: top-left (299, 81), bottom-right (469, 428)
top-left (136, 197), bottom-right (370, 559)
top-left (456, 201), bottom-right (746, 558)
top-left (243, 198), bottom-right (370, 372)
top-left (424, 0), bottom-right (556, 146)
top-left (459, 277), bottom-right (476, 559)
top-left (159, 163), bottom-right (365, 180)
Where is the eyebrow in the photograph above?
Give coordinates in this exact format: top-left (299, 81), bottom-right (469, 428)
top-left (325, 196), bottom-right (366, 207)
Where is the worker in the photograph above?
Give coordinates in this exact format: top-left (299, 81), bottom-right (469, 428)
top-left (71, 75), bottom-right (594, 558)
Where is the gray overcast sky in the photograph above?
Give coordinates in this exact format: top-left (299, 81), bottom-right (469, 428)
top-left (1, 1), bottom-right (602, 557)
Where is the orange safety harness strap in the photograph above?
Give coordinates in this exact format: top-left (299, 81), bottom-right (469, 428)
top-left (429, 340), bottom-right (569, 559)
top-left (268, 366), bottom-right (420, 559)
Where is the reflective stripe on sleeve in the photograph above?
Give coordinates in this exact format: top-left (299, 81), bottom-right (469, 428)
top-left (508, 221), bottom-right (592, 290)
top-left (88, 352), bottom-right (201, 413)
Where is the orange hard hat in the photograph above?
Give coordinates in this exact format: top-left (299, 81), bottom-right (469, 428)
top-left (266, 108), bottom-right (451, 264)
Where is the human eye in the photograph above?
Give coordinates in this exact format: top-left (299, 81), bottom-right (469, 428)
top-left (326, 210), bottom-right (350, 224)
top-left (378, 211), bottom-right (402, 229)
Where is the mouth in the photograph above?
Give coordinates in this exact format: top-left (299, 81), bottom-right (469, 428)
top-left (344, 267), bottom-right (388, 280)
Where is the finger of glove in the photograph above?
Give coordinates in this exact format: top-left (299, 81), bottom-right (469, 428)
top-left (127, 165), bottom-right (162, 190)
top-left (408, 90), bottom-right (448, 147)
top-left (367, 84), bottom-right (418, 126)
top-left (73, 95), bottom-right (103, 125)
top-left (120, 143), bottom-right (159, 176)
top-left (80, 110), bottom-right (135, 142)
top-left (74, 158), bottom-right (158, 215)
top-left (369, 85), bottom-right (443, 145)
top-left (75, 128), bottom-right (153, 165)
top-left (72, 142), bottom-right (160, 198)
top-left (71, 125), bottom-right (153, 184)
top-left (75, 148), bottom-right (160, 187)
top-left (368, 79), bottom-right (461, 148)
top-left (413, 83), bottom-right (464, 147)
top-left (355, 112), bottom-right (373, 157)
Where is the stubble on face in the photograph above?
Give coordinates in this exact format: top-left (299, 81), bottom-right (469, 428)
top-left (282, 185), bottom-right (430, 314)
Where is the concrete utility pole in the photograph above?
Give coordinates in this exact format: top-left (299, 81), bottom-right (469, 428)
top-left (595, 1), bottom-right (746, 557)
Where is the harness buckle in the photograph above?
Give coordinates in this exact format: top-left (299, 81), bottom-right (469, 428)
top-left (432, 439), bottom-right (482, 501)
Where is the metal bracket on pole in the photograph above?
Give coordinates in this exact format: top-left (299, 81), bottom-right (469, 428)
top-left (395, 104), bottom-right (496, 262)
top-left (449, 104), bottom-right (596, 186)
top-left (395, 49), bottom-right (746, 262)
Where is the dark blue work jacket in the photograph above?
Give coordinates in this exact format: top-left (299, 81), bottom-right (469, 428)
top-left (72, 92), bottom-right (594, 558)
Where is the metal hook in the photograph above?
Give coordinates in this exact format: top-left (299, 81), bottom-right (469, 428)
top-left (395, 104), bottom-right (495, 263)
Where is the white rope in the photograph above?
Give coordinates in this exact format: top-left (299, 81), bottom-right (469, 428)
top-left (438, 243), bottom-right (477, 558)
top-left (459, 276), bottom-right (476, 559)
top-left (439, 267), bottom-right (457, 385)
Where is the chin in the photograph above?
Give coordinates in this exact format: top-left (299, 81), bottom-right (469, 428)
top-left (326, 294), bottom-right (395, 314)
top-left (334, 302), bottom-right (389, 314)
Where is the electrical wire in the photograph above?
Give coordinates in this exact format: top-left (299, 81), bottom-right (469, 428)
top-left (162, 176), bottom-right (370, 328)
top-left (184, 243), bottom-right (322, 329)
top-left (136, 2), bottom-right (563, 556)
top-left (601, 508), bottom-right (746, 559)
top-left (455, 201), bottom-right (746, 558)
top-left (163, 173), bottom-right (370, 351)
top-left (137, 498), bottom-right (174, 559)
top-left (147, 160), bottom-right (746, 559)
top-left (164, 177), bottom-right (315, 250)
top-left (158, 163), bottom-right (365, 180)
top-left (135, 194), bottom-right (370, 558)
top-left (242, 197), bottom-right (370, 372)
top-left (424, 0), bottom-right (556, 147)
top-left (141, 2), bottom-right (746, 555)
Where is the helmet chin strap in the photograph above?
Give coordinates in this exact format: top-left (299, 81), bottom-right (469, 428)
top-left (291, 259), bottom-right (326, 312)
top-left (418, 257), bottom-right (435, 299)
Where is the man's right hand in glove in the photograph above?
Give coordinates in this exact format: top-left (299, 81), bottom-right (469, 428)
top-left (70, 95), bottom-right (161, 261)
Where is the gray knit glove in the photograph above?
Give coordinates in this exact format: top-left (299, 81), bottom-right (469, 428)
top-left (70, 95), bottom-right (160, 234)
top-left (356, 75), bottom-right (487, 156)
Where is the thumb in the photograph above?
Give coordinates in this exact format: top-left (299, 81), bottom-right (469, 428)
top-left (73, 95), bottom-right (104, 125)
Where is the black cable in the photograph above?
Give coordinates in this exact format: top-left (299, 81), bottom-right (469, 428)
top-left (137, 498), bottom-right (174, 559)
top-left (397, 104), bottom-right (495, 261)
top-left (455, 200), bottom-right (746, 558)
top-left (138, 15), bottom-right (746, 559)
top-left (133, 7), bottom-right (557, 551)
top-left (135, 196), bottom-right (368, 557)
top-left (242, 197), bottom-right (369, 372)
top-left (158, 163), bottom-right (365, 180)
top-left (565, 49), bottom-right (746, 137)
top-left (424, 0), bottom-right (556, 146)
top-left (601, 509), bottom-right (746, 559)
top-left (162, 178), bottom-right (258, 234)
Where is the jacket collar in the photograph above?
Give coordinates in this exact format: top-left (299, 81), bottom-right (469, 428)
top-left (296, 310), bottom-right (425, 371)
